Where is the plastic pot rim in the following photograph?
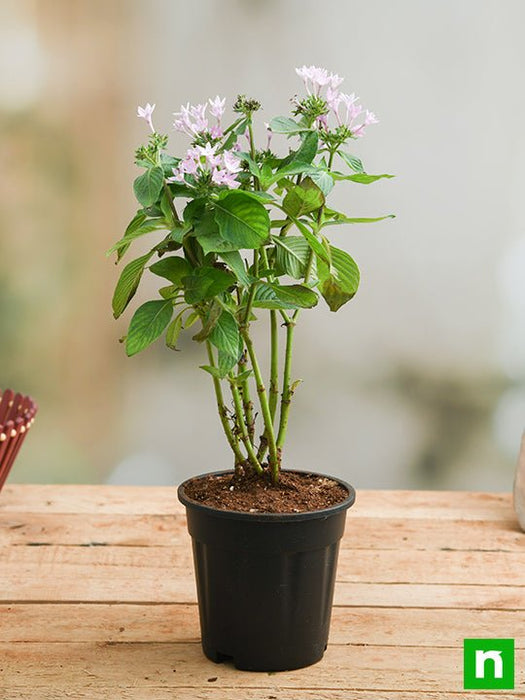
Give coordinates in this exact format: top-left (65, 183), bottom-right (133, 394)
top-left (178, 468), bottom-right (356, 523)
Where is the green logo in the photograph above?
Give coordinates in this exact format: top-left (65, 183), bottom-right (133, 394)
top-left (463, 639), bottom-right (515, 689)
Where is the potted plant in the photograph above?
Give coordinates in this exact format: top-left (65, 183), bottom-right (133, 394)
top-left (109, 64), bottom-right (393, 671)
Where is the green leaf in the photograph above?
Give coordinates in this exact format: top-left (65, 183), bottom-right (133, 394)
top-left (332, 172), bottom-right (394, 184)
top-left (112, 252), bottom-right (154, 319)
top-left (273, 236), bottom-right (311, 279)
top-left (318, 245), bottom-right (360, 312)
top-left (125, 299), bottom-right (173, 356)
top-left (160, 153), bottom-right (180, 176)
top-left (309, 169), bottom-right (334, 196)
top-left (264, 162), bottom-right (318, 188)
top-left (159, 284), bottom-right (180, 299)
top-left (253, 283), bottom-right (318, 310)
top-left (107, 218), bottom-right (166, 257)
top-left (293, 131), bottom-right (319, 165)
top-left (229, 368), bottom-right (254, 386)
top-left (218, 349), bottom-right (239, 377)
top-left (219, 251), bottom-right (251, 286)
top-left (200, 364), bottom-right (222, 379)
top-left (338, 152), bottom-right (364, 173)
top-left (169, 222), bottom-right (192, 244)
top-left (291, 217), bottom-right (330, 264)
top-left (282, 178), bottom-right (325, 218)
top-left (214, 192), bottom-right (270, 249)
top-left (133, 166), bottom-right (164, 206)
top-left (183, 266), bottom-right (235, 305)
top-left (209, 310), bottom-right (240, 359)
top-left (184, 310), bottom-right (199, 329)
top-left (322, 213), bottom-right (395, 227)
top-left (269, 116), bottom-right (310, 135)
top-left (192, 301), bottom-right (222, 342)
top-left (165, 314), bottom-right (183, 350)
top-left (149, 256), bottom-right (191, 285)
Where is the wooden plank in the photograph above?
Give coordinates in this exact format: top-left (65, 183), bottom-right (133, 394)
top-left (0, 642), bottom-right (523, 692)
top-left (1, 603), bottom-right (523, 648)
top-left (335, 582), bottom-right (525, 609)
top-left (0, 513), bottom-right (180, 547)
top-left (2, 512), bottom-right (523, 552)
top-left (1, 545), bottom-right (523, 595)
top-left (2, 692), bottom-right (524, 700)
top-left (0, 486), bottom-right (514, 520)
top-left (0, 485), bottom-right (180, 515)
top-left (344, 516), bottom-right (523, 551)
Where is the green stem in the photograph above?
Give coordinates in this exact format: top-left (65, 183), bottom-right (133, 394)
top-left (228, 376), bottom-right (263, 475)
top-left (242, 250), bottom-right (259, 328)
top-left (242, 329), bottom-right (280, 481)
top-left (276, 318), bottom-right (296, 449)
top-left (162, 182), bottom-right (181, 224)
top-left (237, 350), bottom-right (255, 443)
top-left (269, 310), bottom-right (279, 421)
top-left (247, 120), bottom-right (260, 191)
top-left (206, 342), bottom-right (245, 471)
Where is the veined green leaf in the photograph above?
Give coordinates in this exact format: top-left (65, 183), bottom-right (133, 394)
top-left (291, 217), bottom-right (331, 264)
top-left (183, 266), bottom-right (235, 305)
top-left (273, 236), bottom-right (311, 279)
top-left (133, 166), bottom-right (164, 206)
top-left (165, 314), bottom-right (184, 350)
top-left (107, 217), bottom-right (167, 258)
top-left (282, 178), bottom-right (325, 218)
top-left (192, 301), bottom-right (222, 342)
top-left (112, 251), bottom-right (154, 319)
top-left (309, 169), bottom-right (334, 196)
top-left (338, 152), bottom-right (364, 173)
top-left (279, 131), bottom-right (319, 168)
top-left (322, 214), bottom-right (395, 227)
top-left (253, 283), bottom-right (318, 310)
top-left (209, 310), bottom-right (240, 359)
top-left (264, 162), bottom-right (318, 188)
top-left (269, 116), bottom-right (310, 135)
top-left (219, 251), bottom-right (251, 286)
top-left (332, 172), bottom-right (394, 184)
top-left (214, 192), bottom-right (270, 249)
top-left (318, 245), bottom-right (360, 312)
top-left (149, 256), bottom-right (191, 285)
top-left (125, 299), bottom-right (173, 356)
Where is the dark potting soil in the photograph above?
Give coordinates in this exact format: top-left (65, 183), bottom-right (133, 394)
top-left (182, 470), bottom-right (349, 514)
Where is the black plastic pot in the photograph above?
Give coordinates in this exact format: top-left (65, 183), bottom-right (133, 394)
top-left (178, 469), bottom-right (355, 671)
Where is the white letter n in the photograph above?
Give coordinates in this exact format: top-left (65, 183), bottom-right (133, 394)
top-left (475, 649), bottom-right (503, 679)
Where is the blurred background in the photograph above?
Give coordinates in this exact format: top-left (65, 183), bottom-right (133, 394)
top-left (1, 0), bottom-right (524, 490)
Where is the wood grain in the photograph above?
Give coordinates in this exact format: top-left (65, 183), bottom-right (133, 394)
top-left (0, 485), bottom-right (523, 699)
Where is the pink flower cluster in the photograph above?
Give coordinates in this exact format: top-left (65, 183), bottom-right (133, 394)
top-left (295, 65), bottom-right (378, 138)
top-left (172, 96), bottom-right (226, 140)
top-left (167, 142), bottom-right (242, 189)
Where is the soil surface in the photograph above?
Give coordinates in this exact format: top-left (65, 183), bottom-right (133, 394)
top-left (182, 470), bottom-right (349, 514)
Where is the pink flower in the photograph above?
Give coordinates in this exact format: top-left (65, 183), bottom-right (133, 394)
top-left (210, 124), bottom-right (223, 139)
top-left (329, 72), bottom-right (344, 90)
top-left (209, 95), bottom-right (226, 120)
top-left (223, 150), bottom-right (242, 173)
top-left (197, 143), bottom-right (220, 167)
top-left (137, 103), bottom-right (156, 132)
top-left (167, 168), bottom-right (185, 183)
top-left (211, 168), bottom-right (239, 189)
top-left (296, 65), bottom-right (341, 96)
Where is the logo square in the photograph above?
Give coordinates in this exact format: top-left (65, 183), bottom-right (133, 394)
top-left (463, 638), bottom-right (515, 690)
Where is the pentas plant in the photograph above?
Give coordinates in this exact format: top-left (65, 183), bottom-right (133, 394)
top-left (109, 65), bottom-right (393, 483)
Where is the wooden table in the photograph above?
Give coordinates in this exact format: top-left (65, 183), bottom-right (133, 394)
top-left (0, 485), bottom-right (523, 699)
